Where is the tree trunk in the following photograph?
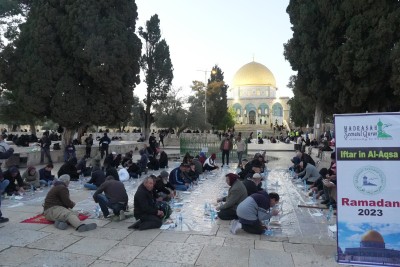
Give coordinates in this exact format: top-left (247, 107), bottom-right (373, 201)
top-left (144, 102), bottom-right (151, 140)
top-left (77, 125), bottom-right (87, 144)
top-left (62, 128), bottom-right (75, 147)
top-left (29, 123), bottom-right (36, 135)
top-left (313, 101), bottom-right (323, 141)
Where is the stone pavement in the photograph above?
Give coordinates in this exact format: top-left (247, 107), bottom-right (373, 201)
top-left (0, 145), bottom-right (352, 267)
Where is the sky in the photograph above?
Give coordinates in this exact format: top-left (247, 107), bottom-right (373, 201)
top-left (134, 0), bottom-right (296, 101)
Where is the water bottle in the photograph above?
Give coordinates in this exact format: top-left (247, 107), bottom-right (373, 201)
top-left (312, 191), bottom-right (316, 203)
top-left (95, 206), bottom-right (100, 218)
top-left (326, 205), bottom-right (333, 223)
top-left (30, 184), bottom-right (35, 195)
top-left (210, 209), bottom-right (216, 223)
top-left (204, 202), bottom-right (209, 215)
top-left (303, 180), bottom-right (307, 192)
top-left (178, 213), bottom-right (183, 229)
top-left (290, 169), bottom-right (294, 178)
top-left (264, 178), bottom-right (268, 191)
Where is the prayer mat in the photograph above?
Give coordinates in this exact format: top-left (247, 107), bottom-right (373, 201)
top-left (21, 213), bottom-right (89, 224)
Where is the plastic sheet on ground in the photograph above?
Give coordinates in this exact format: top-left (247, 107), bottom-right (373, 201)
top-left (2, 152), bottom-right (336, 240)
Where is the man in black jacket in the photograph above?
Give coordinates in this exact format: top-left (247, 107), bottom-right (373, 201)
top-left (242, 173), bottom-right (263, 196)
top-left (130, 176), bottom-right (164, 230)
top-left (99, 133), bottom-right (111, 159)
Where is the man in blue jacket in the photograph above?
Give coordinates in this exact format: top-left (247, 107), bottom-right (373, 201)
top-left (168, 163), bottom-right (191, 191)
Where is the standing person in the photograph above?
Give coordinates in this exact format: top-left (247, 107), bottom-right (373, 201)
top-left (93, 176), bottom-right (128, 220)
top-left (130, 176), bottom-right (164, 230)
top-left (43, 174), bottom-right (97, 232)
top-left (236, 136), bottom-right (245, 168)
top-left (64, 142), bottom-right (76, 162)
top-left (159, 132), bottom-right (165, 148)
top-left (39, 131), bottom-right (52, 164)
top-left (0, 134), bottom-right (14, 169)
top-left (99, 133), bottom-right (111, 159)
top-left (220, 135), bottom-right (233, 167)
top-left (84, 134), bottom-right (94, 158)
top-left (148, 133), bottom-right (157, 156)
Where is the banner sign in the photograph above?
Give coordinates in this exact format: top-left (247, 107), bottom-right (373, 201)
top-left (335, 113), bottom-right (400, 266)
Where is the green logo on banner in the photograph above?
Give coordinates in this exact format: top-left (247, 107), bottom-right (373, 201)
top-left (377, 119), bottom-right (392, 138)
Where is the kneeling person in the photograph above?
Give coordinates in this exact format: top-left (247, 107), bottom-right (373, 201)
top-left (44, 175), bottom-right (97, 232)
top-left (93, 176), bottom-right (128, 220)
top-left (131, 176), bottom-right (164, 230)
top-left (231, 192), bottom-right (279, 235)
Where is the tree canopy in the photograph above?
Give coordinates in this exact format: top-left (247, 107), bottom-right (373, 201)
top-left (0, 0), bottom-right (142, 141)
top-left (139, 14), bottom-right (173, 138)
top-left (285, 0), bottom-right (400, 134)
top-left (206, 65), bottom-right (228, 129)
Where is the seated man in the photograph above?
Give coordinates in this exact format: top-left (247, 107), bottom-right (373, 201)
top-left (84, 166), bottom-right (106, 190)
top-left (58, 157), bottom-right (79, 181)
top-left (168, 163), bottom-right (191, 191)
top-left (242, 173), bottom-right (263, 196)
top-left (295, 161), bottom-right (320, 184)
top-left (3, 167), bottom-right (25, 195)
top-left (0, 171), bottom-right (10, 223)
top-left (216, 173), bottom-right (247, 220)
top-left (231, 192), bottom-right (280, 235)
top-left (203, 154), bottom-right (219, 171)
top-left (154, 171), bottom-right (175, 201)
top-left (130, 176), bottom-right (164, 230)
top-left (93, 176), bottom-right (128, 220)
top-left (39, 164), bottom-right (55, 187)
top-left (43, 174), bottom-right (97, 232)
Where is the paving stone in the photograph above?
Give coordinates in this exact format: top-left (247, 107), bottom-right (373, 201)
top-left (63, 237), bottom-right (119, 257)
top-left (73, 227), bottom-right (131, 241)
top-left (137, 240), bottom-right (203, 265)
top-left (249, 248), bottom-right (294, 267)
top-left (102, 220), bottom-right (134, 230)
top-left (18, 250), bottom-right (96, 267)
top-left (260, 234), bottom-right (289, 242)
top-left (0, 247), bottom-right (43, 266)
top-left (120, 229), bottom-right (161, 247)
top-left (185, 235), bottom-right (225, 246)
top-left (254, 240), bottom-right (285, 251)
top-left (283, 242), bottom-right (315, 254)
top-left (313, 244), bottom-right (338, 258)
top-left (195, 245), bottom-right (249, 267)
top-left (0, 244), bottom-right (10, 252)
top-left (291, 252), bottom-right (340, 267)
top-left (89, 260), bottom-right (127, 267)
top-left (216, 225), bottom-right (260, 240)
top-left (223, 237), bottom-right (254, 248)
top-left (27, 233), bottom-right (82, 251)
top-left (39, 224), bottom-right (79, 234)
top-left (127, 259), bottom-right (181, 267)
top-left (0, 228), bottom-right (50, 246)
top-left (154, 232), bottom-right (189, 243)
top-left (289, 236), bottom-right (336, 246)
top-left (100, 244), bottom-right (143, 263)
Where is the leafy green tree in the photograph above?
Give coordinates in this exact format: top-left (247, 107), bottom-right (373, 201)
top-left (153, 88), bottom-right (187, 135)
top-left (130, 95), bottom-right (146, 129)
top-left (139, 14), bottom-right (173, 138)
top-left (286, 76), bottom-right (314, 127)
top-left (285, 0), bottom-right (346, 138)
top-left (0, 0), bottom-right (142, 144)
top-left (335, 0), bottom-right (400, 112)
top-left (218, 107), bottom-right (235, 131)
top-left (206, 65), bottom-right (228, 128)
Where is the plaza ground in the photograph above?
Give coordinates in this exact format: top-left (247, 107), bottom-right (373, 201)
top-left (0, 142), bottom-right (353, 267)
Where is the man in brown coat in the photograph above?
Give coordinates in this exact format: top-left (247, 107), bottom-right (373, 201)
top-left (43, 174), bottom-right (97, 232)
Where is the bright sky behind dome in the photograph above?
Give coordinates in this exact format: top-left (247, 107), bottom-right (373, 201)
top-left (134, 0), bottom-right (296, 100)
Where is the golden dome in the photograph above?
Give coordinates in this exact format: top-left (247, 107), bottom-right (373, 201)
top-left (233, 61), bottom-right (276, 87)
top-left (361, 230), bottom-right (384, 243)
